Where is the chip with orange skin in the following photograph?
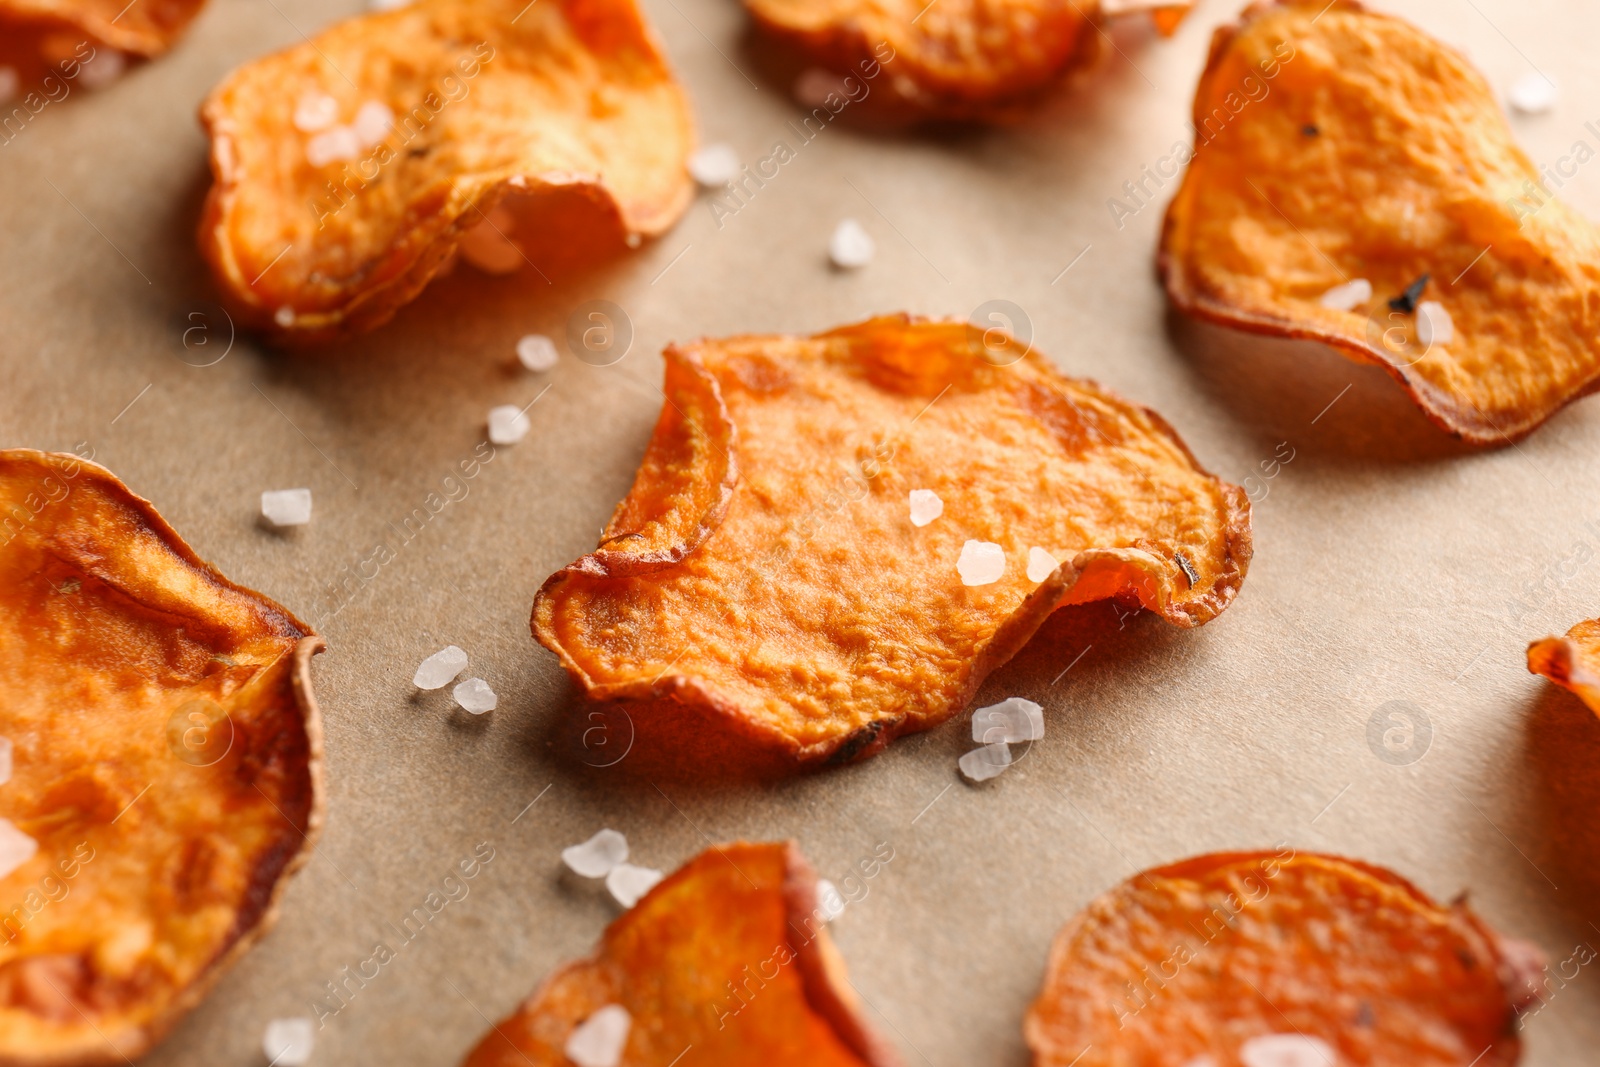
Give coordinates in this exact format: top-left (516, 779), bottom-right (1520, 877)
top-left (0, 449), bottom-right (323, 1065)
top-left (1159, 0), bottom-right (1600, 445)
top-left (743, 0), bottom-right (1192, 120)
top-left (199, 0), bottom-right (693, 343)
top-left (1025, 850), bottom-right (1542, 1067)
top-left (1528, 617), bottom-right (1600, 717)
top-left (460, 841), bottom-right (903, 1067)
top-left (533, 315), bottom-right (1251, 772)
top-left (0, 0), bottom-right (206, 79)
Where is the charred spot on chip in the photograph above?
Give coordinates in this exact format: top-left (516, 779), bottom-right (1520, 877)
top-left (1528, 616), bottom-right (1600, 717)
top-left (827, 718), bottom-right (898, 765)
top-left (1388, 272), bottom-right (1431, 313)
top-left (1174, 552), bottom-right (1199, 586)
top-left (1301, 122), bottom-right (1318, 136)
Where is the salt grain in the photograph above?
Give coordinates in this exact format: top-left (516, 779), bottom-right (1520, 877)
top-left (0, 821), bottom-right (36, 880)
top-left (293, 92), bottom-right (339, 132)
top-left (0, 738), bottom-right (12, 786)
top-left (828, 219), bottom-right (874, 269)
top-left (1318, 278), bottom-right (1371, 312)
top-left (453, 677), bottom-right (497, 714)
top-left (1026, 546), bottom-right (1058, 583)
top-left (78, 49), bottom-right (125, 90)
top-left (305, 125), bottom-right (360, 167)
top-left (957, 540), bottom-right (1005, 586)
top-left (413, 645), bottom-right (468, 690)
top-left (815, 878), bottom-right (846, 922)
top-left (458, 207), bottom-right (523, 274)
top-left (352, 100), bottom-right (395, 147)
top-left (562, 828), bottom-right (628, 878)
top-left (688, 143), bottom-right (740, 187)
top-left (262, 1018), bottom-right (314, 1067)
top-left (516, 334), bottom-right (559, 372)
top-left (487, 404), bottom-right (531, 445)
top-left (1417, 300), bottom-right (1453, 347)
top-left (1508, 73), bottom-right (1558, 115)
top-left (1240, 1034), bottom-right (1337, 1067)
top-left (274, 306), bottom-right (295, 328)
top-left (0, 67), bottom-right (18, 104)
top-left (908, 488), bottom-right (943, 527)
top-left (261, 488), bottom-right (312, 527)
top-left (958, 742), bottom-right (1012, 783)
top-left (794, 68), bottom-right (851, 109)
top-left (972, 697), bottom-right (1044, 743)
top-left (565, 1005), bottom-right (631, 1067)
top-left (605, 863), bottom-right (663, 908)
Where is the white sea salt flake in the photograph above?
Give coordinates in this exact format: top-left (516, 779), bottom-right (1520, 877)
top-left (1240, 1034), bottom-right (1337, 1067)
top-left (274, 306), bottom-right (295, 328)
top-left (516, 333), bottom-right (559, 372)
top-left (605, 863), bottom-right (663, 908)
top-left (0, 737), bottom-right (13, 786)
top-left (958, 742), bottom-right (1012, 783)
top-left (0, 820), bottom-right (36, 880)
top-left (1417, 300), bottom-right (1453, 347)
top-left (413, 645), bottom-right (468, 690)
top-left (305, 125), bottom-right (360, 166)
top-left (262, 1017), bottom-right (314, 1067)
top-left (794, 68), bottom-right (851, 109)
top-left (565, 1004), bottom-right (631, 1067)
top-left (261, 488), bottom-right (312, 527)
top-left (1318, 278), bottom-right (1371, 312)
top-left (829, 219), bottom-right (875, 269)
top-left (352, 100), bottom-right (395, 147)
top-left (78, 49), bottom-right (125, 90)
top-left (562, 829), bottom-right (629, 878)
top-left (688, 143), bottom-right (740, 187)
top-left (487, 404), bottom-right (531, 445)
top-left (957, 540), bottom-right (1005, 586)
top-left (625, 232), bottom-right (643, 249)
top-left (293, 92), bottom-right (339, 132)
top-left (815, 878), bottom-right (846, 922)
top-left (972, 697), bottom-right (1044, 743)
top-left (458, 207), bottom-right (523, 274)
top-left (1508, 73), bottom-right (1558, 115)
top-left (0, 67), bottom-right (18, 104)
top-left (1026, 546), bottom-right (1058, 583)
top-left (908, 489), bottom-right (943, 527)
top-left (453, 677), bottom-right (497, 714)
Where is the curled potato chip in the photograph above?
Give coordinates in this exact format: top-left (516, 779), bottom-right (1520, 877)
top-left (1026, 850), bottom-right (1541, 1066)
top-left (1528, 617), bottom-right (1600, 716)
top-left (199, 0), bottom-right (693, 342)
top-left (0, 0), bottom-right (205, 68)
top-left (743, 0), bottom-right (1191, 120)
top-left (0, 449), bottom-right (322, 1064)
top-left (1160, 0), bottom-right (1600, 445)
top-left (461, 841), bottom-right (902, 1067)
top-left (533, 315), bottom-right (1250, 770)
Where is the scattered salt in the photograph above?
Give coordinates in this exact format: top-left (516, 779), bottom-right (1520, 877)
top-left (815, 878), bottom-right (846, 922)
top-left (972, 697), bottom-right (1044, 743)
top-left (305, 125), bottom-right (360, 167)
top-left (516, 334), bottom-right (559, 372)
top-left (262, 1017), bottom-right (314, 1067)
top-left (688, 143), bottom-right (740, 187)
top-left (0, 738), bottom-right (12, 786)
top-left (274, 306), bottom-right (295, 328)
top-left (1026, 546), bottom-right (1058, 583)
top-left (0, 820), bottom-right (36, 880)
top-left (562, 829), bottom-right (628, 878)
top-left (1240, 1034), bottom-right (1337, 1067)
top-left (292, 92), bottom-right (339, 132)
top-left (0, 67), bottom-right (18, 104)
top-left (605, 863), bottom-right (663, 908)
top-left (1417, 300), bottom-right (1453, 347)
top-left (957, 540), bottom-right (1005, 586)
top-left (1508, 73), bottom-right (1558, 115)
top-left (1318, 278), bottom-right (1371, 312)
top-left (78, 49), bottom-right (125, 90)
top-left (625, 232), bottom-right (643, 249)
top-left (958, 742), bottom-right (1012, 783)
top-left (352, 100), bottom-right (395, 147)
top-left (261, 488), bottom-right (312, 527)
top-left (458, 207), bottom-right (523, 274)
top-left (908, 489), bottom-right (943, 527)
top-left (794, 68), bottom-right (851, 109)
top-left (413, 645), bottom-right (468, 690)
top-left (487, 404), bottom-right (531, 445)
top-left (565, 1005), bottom-right (631, 1067)
top-left (828, 219), bottom-right (874, 269)
top-left (453, 677), bottom-right (497, 714)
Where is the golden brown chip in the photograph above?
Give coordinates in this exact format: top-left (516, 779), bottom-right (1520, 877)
top-left (199, 0), bottom-right (694, 342)
top-left (533, 315), bottom-right (1251, 771)
top-left (1159, 0), bottom-right (1600, 445)
top-left (1528, 617), bottom-right (1600, 716)
top-left (0, 449), bottom-right (323, 1064)
top-left (460, 841), bottom-right (902, 1067)
top-left (0, 0), bottom-right (205, 71)
top-left (742, 0), bottom-right (1192, 120)
top-left (1026, 850), bottom-right (1541, 1066)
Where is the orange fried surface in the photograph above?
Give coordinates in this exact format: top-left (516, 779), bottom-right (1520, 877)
top-left (1528, 617), bottom-right (1600, 716)
top-left (1160, 0), bottom-right (1600, 445)
top-left (1026, 850), bottom-right (1531, 1067)
top-left (461, 841), bottom-right (901, 1067)
top-left (0, 450), bottom-right (322, 1065)
top-left (534, 315), bottom-right (1251, 769)
top-left (199, 0), bottom-right (693, 342)
top-left (0, 0), bottom-right (205, 60)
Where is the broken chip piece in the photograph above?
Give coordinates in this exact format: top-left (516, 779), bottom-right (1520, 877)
top-left (0, 449), bottom-right (323, 1065)
top-left (459, 841), bottom-right (903, 1067)
top-left (1159, 0), bottom-right (1600, 444)
top-left (533, 314), bottom-right (1250, 771)
top-left (199, 0), bottom-right (694, 342)
top-left (742, 0), bottom-right (1193, 120)
top-left (1528, 617), bottom-right (1600, 717)
top-left (1025, 850), bottom-right (1542, 1065)
top-left (0, 0), bottom-right (206, 83)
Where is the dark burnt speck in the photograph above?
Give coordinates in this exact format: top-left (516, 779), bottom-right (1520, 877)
top-left (1302, 124), bottom-right (1319, 136)
top-left (1388, 273), bottom-right (1430, 313)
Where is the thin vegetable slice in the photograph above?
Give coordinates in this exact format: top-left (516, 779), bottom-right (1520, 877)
top-left (0, 0), bottom-right (205, 71)
top-left (1528, 617), bottom-right (1600, 716)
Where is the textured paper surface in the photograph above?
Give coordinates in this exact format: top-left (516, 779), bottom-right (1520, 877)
top-left (3, 0), bottom-right (1600, 1062)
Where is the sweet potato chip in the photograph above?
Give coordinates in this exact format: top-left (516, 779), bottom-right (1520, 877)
top-left (533, 315), bottom-right (1250, 770)
top-left (1026, 850), bottom-right (1541, 1066)
top-left (1160, 0), bottom-right (1600, 445)
top-left (0, 449), bottom-right (323, 1064)
top-left (199, 0), bottom-right (693, 342)
top-left (0, 0), bottom-right (206, 69)
top-left (743, 0), bottom-right (1192, 120)
top-left (461, 841), bottom-right (902, 1067)
top-left (1528, 617), bottom-right (1600, 717)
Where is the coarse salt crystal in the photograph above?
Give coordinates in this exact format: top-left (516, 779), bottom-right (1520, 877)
top-left (453, 677), bottom-right (497, 714)
top-left (957, 540), bottom-right (1005, 586)
top-left (487, 404), bottom-right (531, 445)
top-left (565, 1004), bottom-right (631, 1067)
top-left (605, 863), bottom-right (663, 908)
top-left (972, 697), bottom-right (1044, 743)
top-left (1417, 300), bottom-right (1453, 347)
top-left (815, 878), bottom-right (846, 922)
top-left (0, 820), bottom-right (36, 880)
top-left (516, 334), bottom-right (559, 372)
top-left (0, 737), bottom-right (12, 786)
top-left (1240, 1034), bottom-right (1337, 1067)
top-left (562, 829), bottom-right (628, 878)
top-left (688, 143), bottom-right (740, 187)
top-left (458, 208), bottom-right (523, 274)
top-left (1508, 73), bottom-right (1558, 115)
top-left (958, 742), bottom-right (1012, 783)
top-left (352, 100), bottom-right (395, 147)
top-left (794, 68), bottom-right (851, 109)
top-left (305, 125), bottom-right (360, 167)
top-left (908, 489), bottom-right (943, 527)
top-left (78, 49), bottom-right (125, 90)
top-left (1026, 546), bottom-right (1058, 583)
top-left (293, 92), bottom-right (339, 132)
top-left (413, 645), bottom-right (468, 690)
top-left (1318, 278), bottom-right (1371, 312)
top-left (0, 67), bottom-right (18, 104)
top-left (261, 488), bottom-right (312, 527)
top-left (829, 219), bottom-right (875, 269)
top-left (262, 1018), bottom-right (314, 1067)
top-left (274, 306), bottom-right (295, 328)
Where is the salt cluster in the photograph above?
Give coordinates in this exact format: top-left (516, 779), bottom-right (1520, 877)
top-left (1416, 300), bottom-right (1453, 347)
top-left (815, 878), bottom-right (846, 922)
top-left (562, 828), bottom-right (628, 878)
top-left (0, 820), bottom-right (36, 880)
top-left (1317, 278), bottom-right (1371, 312)
top-left (304, 100), bottom-right (394, 167)
top-left (958, 742), bottom-right (1012, 783)
top-left (261, 488), bottom-right (312, 527)
top-left (957, 540), bottom-right (1005, 586)
top-left (262, 1017), bottom-right (314, 1067)
top-left (688, 143), bottom-right (740, 187)
top-left (1240, 1034), bottom-right (1337, 1067)
top-left (413, 646), bottom-right (468, 690)
top-left (564, 1005), bottom-right (632, 1067)
top-left (1026, 546), bottom-right (1058, 583)
top-left (829, 219), bottom-right (875, 269)
top-left (453, 677), bottom-right (497, 714)
top-left (293, 93), bottom-right (339, 132)
top-left (487, 404), bottom-right (532, 445)
top-left (972, 697), bottom-right (1044, 744)
top-left (605, 863), bottom-right (664, 908)
top-left (908, 489), bottom-right (943, 527)
top-left (1508, 72), bottom-right (1558, 115)
top-left (516, 334), bottom-right (559, 372)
